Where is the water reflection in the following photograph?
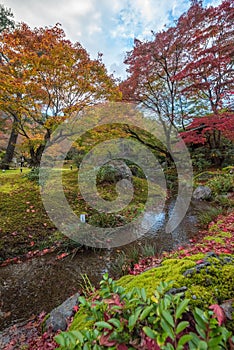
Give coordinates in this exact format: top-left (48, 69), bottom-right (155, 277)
top-left (0, 199), bottom-right (211, 330)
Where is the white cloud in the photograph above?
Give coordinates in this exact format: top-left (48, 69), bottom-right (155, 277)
top-left (2, 0), bottom-right (222, 79)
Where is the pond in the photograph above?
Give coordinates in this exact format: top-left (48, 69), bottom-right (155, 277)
top-left (0, 199), bottom-right (212, 331)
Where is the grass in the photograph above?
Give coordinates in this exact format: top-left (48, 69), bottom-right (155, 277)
top-left (0, 170), bottom-right (60, 260)
top-left (0, 167), bottom-right (162, 261)
top-left (62, 169), bottom-right (164, 227)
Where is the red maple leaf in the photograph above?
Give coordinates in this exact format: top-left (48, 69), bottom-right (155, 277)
top-left (209, 304), bottom-right (226, 326)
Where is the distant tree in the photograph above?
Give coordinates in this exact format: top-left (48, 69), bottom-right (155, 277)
top-left (0, 4), bottom-right (15, 168)
top-left (0, 4), bottom-right (14, 32)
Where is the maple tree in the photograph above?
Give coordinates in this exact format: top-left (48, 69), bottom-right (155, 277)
top-left (121, 0), bottom-right (234, 165)
top-left (120, 1), bottom-right (206, 156)
top-left (0, 23), bottom-right (120, 167)
top-left (174, 0), bottom-right (234, 163)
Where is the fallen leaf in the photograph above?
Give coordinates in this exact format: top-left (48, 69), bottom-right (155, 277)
top-left (209, 304), bottom-right (226, 326)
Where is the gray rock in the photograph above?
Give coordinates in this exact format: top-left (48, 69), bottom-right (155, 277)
top-left (193, 186), bottom-right (212, 200)
top-left (220, 299), bottom-right (234, 320)
top-left (183, 261), bottom-right (210, 276)
top-left (183, 268), bottom-right (195, 277)
top-left (168, 286), bottom-right (187, 295)
top-left (204, 251), bottom-right (218, 259)
top-left (99, 160), bottom-right (132, 184)
top-left (223, 257), bottom-right (233, 264)
top-left (109, 160), bottom-right (132, 181)
top-left (45, 293), bottom-right (79, 332)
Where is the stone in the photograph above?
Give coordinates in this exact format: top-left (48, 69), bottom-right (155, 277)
top-left (168, 286), bottom-right (187, 295)
top-left (108, 160), bottom-right (132, 181)
top-left (220, 299), bottom-right (234, 320)
top-left (45, 293), bottom-right (79, 332)
top-left (183, 261), bottom-right (210, 276)
top-left (98, 160), bottom-right (132, 184)
top-left (204, 251), bottom-right (218, 259)
top-left (193, 185), bottom-right (212, 200)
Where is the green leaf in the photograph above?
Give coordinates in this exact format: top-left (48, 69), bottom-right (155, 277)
top-left (161, 319), bottom-right (175, 340)
top-left (193, 307), bottom-right (207, 328)
top-left (128, 307), bottom-right (142, 329)
top-left (83, 343), bottom-right (89, 350)
top-left (108, 318), bottom-right (121, 329)
top-left (164, 343), bottom-right (174, 350)
top-left (143, 326), bottom-right (157, 339)
top-left (103, 273), bottom-right (108, 281)
top-left (176, 321), bottom-right (189, 334)
top-left (140, 305), bottom-right (154, 320)
top-left (197, 340), bottom-right (208, 350)
top-left (54, 333), bottom-right (66, 347)
top-left (70, 330), bottom-right (84, 343)
top-left (163, 294), bottom-right (172, 309)
top-left (161, 310), bottom-right (175, 327)
top-left (95, 321), bottom-right (113, 330)
top-left (177, 334), bottom-right (193, 347)
top-left (78, 296), bottom-right (87, 306)
top-left (141, 288), bottom-right (147, 302)
top-left (195, 324), bottom-right (206, 339)
top-left (208, 335), bottom-right (223, 348)
top-left (221, 328), bottom-right (232, 342)
top-left (175, 299), bottom-right (189, 319)
top-left (188, 332), bottom-right (202, 347)
top-left (66, 332), bottom-right (77, 345)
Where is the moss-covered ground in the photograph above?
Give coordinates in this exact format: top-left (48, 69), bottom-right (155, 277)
top-left (0, 167), bottom-right (163, 263)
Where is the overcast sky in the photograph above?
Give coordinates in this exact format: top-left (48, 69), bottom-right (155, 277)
top-left (2, 0), bottom-right (221, 79)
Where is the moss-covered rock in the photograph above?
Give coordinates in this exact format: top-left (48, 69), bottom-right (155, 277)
top-left (71, 254), bottom-right (234, 331)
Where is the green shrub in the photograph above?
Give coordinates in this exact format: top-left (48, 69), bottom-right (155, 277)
top-left (111, 251), bottom-right (128, 276)
top-left (97, 164), bottom-right (118, 184)
top-left (25, 167), bottom-right (40, 183)
top-left (73, 153), bottom-right (85, 168)
top-left (25, 167), bottom-right (50, 185)
top-left (55, 275), bottom-right (233, 350)
top-left (206, 174), bottom-right (233, 195)
top-left (88, 212), bottom-right (126, 228)
top-left (198, 207), bottom-right (223, 227)
top-left (128, 164), bottom-right (145, 178)
top-left (141, 242), bottom-right (157, 258)
top-left (192, 152), bottom-right (212, 172)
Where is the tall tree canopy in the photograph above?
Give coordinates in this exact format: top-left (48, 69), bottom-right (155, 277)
top-left (175, 0), bottom-right (234, 159)
top-left (0, 23), bottom-right (120, 167)
top-left (121, 0), bottom-right (234, 164)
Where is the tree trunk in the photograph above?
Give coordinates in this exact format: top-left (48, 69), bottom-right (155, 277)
top-left (29, 129), bottom-right (51, 167)
top-left (0, 119), bottom-right (19, 169)
top-left (29, 144), bottom-right (45, 167)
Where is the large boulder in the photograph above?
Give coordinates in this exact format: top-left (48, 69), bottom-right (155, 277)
top-left (193, 185), bottom-right (212, 200)
top-left (45, 293), bottom-right (79, 332)
top-left (98, 160), bottom-right (132, 184)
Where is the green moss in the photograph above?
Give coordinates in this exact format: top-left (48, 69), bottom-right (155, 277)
top-left (69, 307), bottom-right (94, 331)
top-left (185, 286), bottom-right (214, 307)
top-left (70, 255), bottom-right (234, 333)
top-left (184, 260), bottom-right (234, 308)
top-left (204, 236), bottom-right (224, 244)
top-left (116, 258), bottom-right (196, 296)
